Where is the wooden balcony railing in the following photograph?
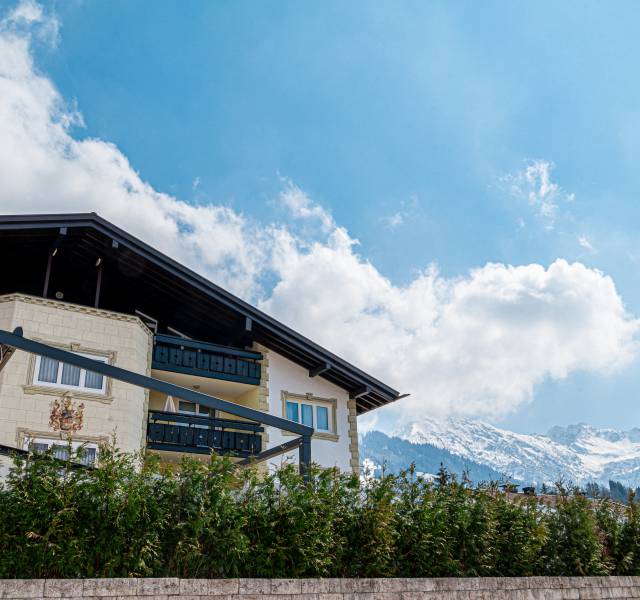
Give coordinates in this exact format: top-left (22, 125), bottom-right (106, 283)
top-left (146, 410), bottom-right (263, 457)
top-left (152, 334), bottom-right (262, 385)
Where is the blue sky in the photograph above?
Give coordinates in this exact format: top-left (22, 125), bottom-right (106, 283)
top-left (35, 1), bottom-right (638, 293)
top-left (2, 0), bottom-right (640, 434)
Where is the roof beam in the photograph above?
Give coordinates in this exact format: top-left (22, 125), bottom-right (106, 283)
top-left (357, 396), bottom-right (378, 411)
top-left (43, 227), bottom-right (67, 297)
top-left (309, 361), bottom-right (331, 378)
top-left (349, 385), bottom-right (371, 400)
top-left (233, 315), bottom-right (253, 347)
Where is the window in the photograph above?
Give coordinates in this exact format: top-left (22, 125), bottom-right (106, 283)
top-left (285, 396), bottom-right (334, 433)
top-left (178, 400), bottom-right (215, 418)
top-left (301, 404), bottom-right (313, 427)
top-left (33, 352), bottom-right (108, 394)
top-left (316, 406), bottom-right (329, 431)
top-left (26, 438), bottom-right (98, 466)
top-left (286, 401), bottom-right (298, 423)
top-left (78, 447), bottom-right (97, 465)
top-left (51, 444), bottom-right (70, 461)
top-left (177, 400), bottom-right (215, 429)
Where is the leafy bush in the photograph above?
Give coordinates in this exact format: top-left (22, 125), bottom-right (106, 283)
top-left (542, 486), bottom-right (607, 576)
top-left (1, 446), bottom-right (638, 578)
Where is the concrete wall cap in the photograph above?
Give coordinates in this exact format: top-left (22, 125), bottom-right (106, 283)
top-left (1, 578), bottom-right (640, 600)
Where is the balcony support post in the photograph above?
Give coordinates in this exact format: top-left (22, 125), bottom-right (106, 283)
top-left (299, 434), bottom-right (312, 482)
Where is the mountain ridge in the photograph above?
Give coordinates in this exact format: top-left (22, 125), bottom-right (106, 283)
top-left (361, 418), bottom-right (640, 487)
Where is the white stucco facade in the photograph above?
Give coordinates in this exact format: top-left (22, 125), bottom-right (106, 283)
top-left (263, 349), bottom-right (358, 473)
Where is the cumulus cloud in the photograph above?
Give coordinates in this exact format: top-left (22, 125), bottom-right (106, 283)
top-left (0, 1), bottom-right (638, 423)
top-left (503, 160), bottom-right (575, 229)
top-left (262, 248), bottom-right (639, 421)
top-left (278, 177), bottom-right (334, 232)
top-left (0, 0), bottom-right (59, 46)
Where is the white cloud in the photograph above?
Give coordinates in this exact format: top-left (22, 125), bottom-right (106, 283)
top-left (262, 244), bottom-right (639, 422)
top-left (278, 177), bottom-right (334, 232)
top-left (0, 1), bottom-right (638, 425)
top-left (578, 235), bottom-right (596, 253)
top-left (503, 160), bottom-right (575, 230)
top-left (0, 1), bottom-right (270, 300)
top-left (1, 0), bottom-right (59, 46)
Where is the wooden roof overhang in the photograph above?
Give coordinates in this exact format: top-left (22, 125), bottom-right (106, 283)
top-left (0, 213), bottom-right (401, 414)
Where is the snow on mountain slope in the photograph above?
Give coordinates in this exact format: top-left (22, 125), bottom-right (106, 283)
top-left (392, 419), bottom-right (640, 486)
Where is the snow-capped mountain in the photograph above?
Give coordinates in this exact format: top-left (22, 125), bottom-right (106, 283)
top-left (391, 419), bottom-right (640, 487)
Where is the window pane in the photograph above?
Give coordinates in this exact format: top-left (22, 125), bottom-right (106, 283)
top-left (51, 445), bottom-right (70, 460)
top-left (301, 404), bottom-right (313, 427)
top-left (178, 401), bottom-right (196, 413)
top-left (317, 406), bottom-right (329, 431)
top-left (78, 447), bottom-right (96, 466)
top-left (84, 370), bottom-right (104, 390)
top-left (198, 405), bottom-right (213, 417)
top-left (61, 363), bottom-right (81, 387)
top-left (286, 401), bottom-right (299, 422)
top-left (32, 442), bottom-right (49, 454)
top-left (38, 356), bottom-right (59, 383)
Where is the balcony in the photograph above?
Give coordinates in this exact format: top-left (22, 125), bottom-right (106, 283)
top-left (152, 334), bottom-right (262, 386)
top-left (146, 410), bottom-right (263, 457)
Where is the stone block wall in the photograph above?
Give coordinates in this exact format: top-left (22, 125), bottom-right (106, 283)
top-left (1, 578), bottom-right (640, 600)
top-left (0, 294), bottom-right (153, 455)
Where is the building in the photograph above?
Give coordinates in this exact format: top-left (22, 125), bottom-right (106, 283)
top-left (0, 213), bottom-right (400, 474)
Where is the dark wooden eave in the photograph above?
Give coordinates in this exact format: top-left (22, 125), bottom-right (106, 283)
top-left (0, 213), bottom-right (401, 414)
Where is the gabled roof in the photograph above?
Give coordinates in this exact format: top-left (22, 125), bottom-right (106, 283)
top-left (0, 213), bottom-right (401, 414)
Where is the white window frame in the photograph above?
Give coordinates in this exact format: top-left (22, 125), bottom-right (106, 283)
top-left (23, 437), bottom-right (99, 466)
top-left (285, 396), bottom-right (335, 434)
top-left (177, 400), bottom-right (215, 417)
top-left (33, 352), bottom-right (109, 394)
top-left (176, 400), bottom-right (215, 429)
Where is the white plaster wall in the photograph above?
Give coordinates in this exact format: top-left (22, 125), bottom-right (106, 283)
top-left (265, 349), bottom-right (353, 472)
top-left (0, 295), bottom-right (152, 456)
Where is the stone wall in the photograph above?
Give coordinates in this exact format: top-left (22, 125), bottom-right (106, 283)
top-left (1, 578), bottom-right (640, 600)
top-left (0, 294), bottom-right (153, 455)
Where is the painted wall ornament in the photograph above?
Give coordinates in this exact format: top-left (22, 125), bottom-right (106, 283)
top-left (49, 392), bottom-right (85, 436)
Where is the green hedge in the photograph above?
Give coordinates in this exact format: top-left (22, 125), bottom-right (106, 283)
top-left (1, 445), bottom-right (639, 578)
